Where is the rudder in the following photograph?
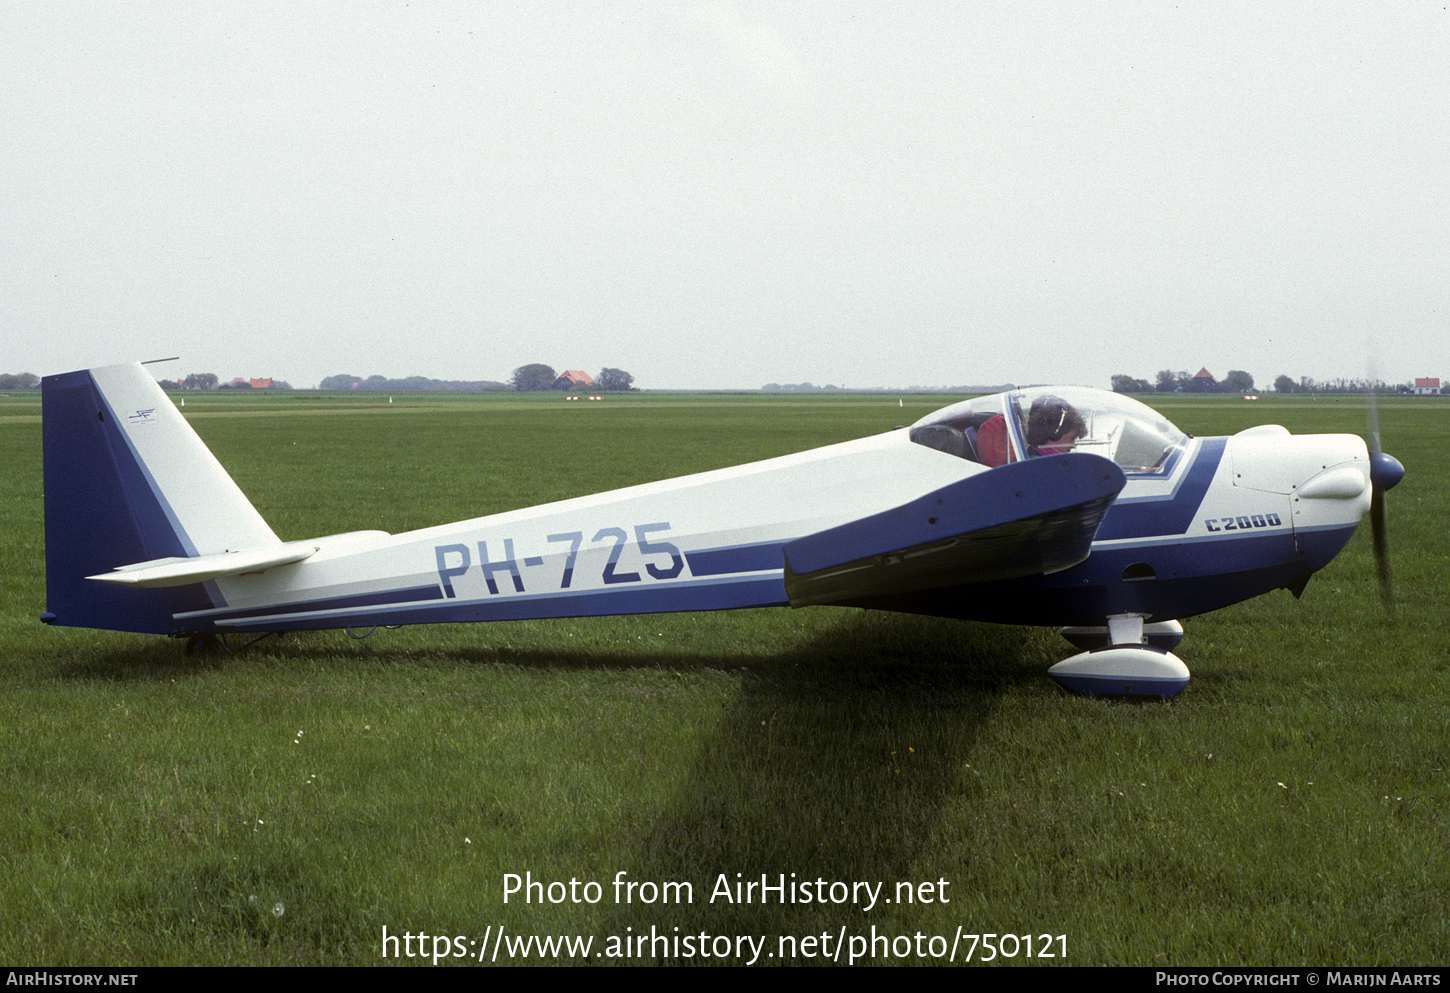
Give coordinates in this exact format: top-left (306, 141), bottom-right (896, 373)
top-left (41, 363), bottom-right (279, 634)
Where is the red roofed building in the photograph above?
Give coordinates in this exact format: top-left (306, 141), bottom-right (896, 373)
top-left (554, 370), bottom-right (596, 390)
top-left (1414, 377), bottom-right (1441, 395)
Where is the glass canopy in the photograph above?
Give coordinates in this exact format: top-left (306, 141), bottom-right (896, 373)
top-left (908, 386), bottom-right (1187, 473)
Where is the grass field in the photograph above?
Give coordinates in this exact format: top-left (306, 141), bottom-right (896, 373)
top-left (1, 388), bottom-right (1446, 966)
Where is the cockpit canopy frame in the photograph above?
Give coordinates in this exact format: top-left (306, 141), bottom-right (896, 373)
top-left (909, 386), bottom-right (1188, 473)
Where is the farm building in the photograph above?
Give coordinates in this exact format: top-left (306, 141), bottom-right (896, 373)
top-left (554, 370), bottom-right (596, 390)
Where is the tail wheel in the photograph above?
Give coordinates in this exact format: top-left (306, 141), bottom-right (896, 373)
top-left (184, 634), bottom-right (222, 656)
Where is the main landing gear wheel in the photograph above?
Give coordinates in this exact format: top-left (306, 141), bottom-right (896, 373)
top-left (1051, 615), bottom-right (1189, 698)
top-left (184, 634), bottom-right (223, 656)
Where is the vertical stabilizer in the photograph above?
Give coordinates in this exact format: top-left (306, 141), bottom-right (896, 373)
top-left (42, 363), bottom-right (280, 634)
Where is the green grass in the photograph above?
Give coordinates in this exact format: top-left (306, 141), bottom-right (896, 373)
top-left (1, 390), bottom-right (1446, 965)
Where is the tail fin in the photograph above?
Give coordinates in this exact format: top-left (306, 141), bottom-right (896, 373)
top-left (41, 362), bottom-right (280, 634)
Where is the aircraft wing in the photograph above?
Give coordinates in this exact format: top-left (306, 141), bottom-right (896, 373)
top-left (783, 453), bottom-right (1125, 608)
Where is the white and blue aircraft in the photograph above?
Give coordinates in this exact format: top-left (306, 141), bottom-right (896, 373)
top-left (40, 361), bottom-right (1403, 697)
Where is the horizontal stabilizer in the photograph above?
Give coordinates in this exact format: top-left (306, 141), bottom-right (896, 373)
top-left (88, 542), bottom-right (320, 588)
top-left (783, 453), bottom-right (1124, 607)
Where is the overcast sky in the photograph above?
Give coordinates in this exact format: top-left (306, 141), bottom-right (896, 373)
top-left (3, 2), bottom-right (1446, 390)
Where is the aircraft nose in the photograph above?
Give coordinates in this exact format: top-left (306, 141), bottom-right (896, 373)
top-left (1370, 452), bottom-right (1404, 493)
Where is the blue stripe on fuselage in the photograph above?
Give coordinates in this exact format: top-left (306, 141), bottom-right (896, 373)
top-left (685, 541), bottom-right (781, 577)
top-left (190, 573), bottom-right (788, 632)
top-left (177, 583), bottom-right (445, 624)
top-left (1094, 437), bottom-right (1225, 541)
top-left (177, 538), bottom-right (793, 632)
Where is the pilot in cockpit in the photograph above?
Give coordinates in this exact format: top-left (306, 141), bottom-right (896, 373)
top-left (972, 395), bottom-right (1086, 466)
top-left (911, 387), bottom-right (1186, 472)
top-left (1024, 396), bottom-right (1086, 457)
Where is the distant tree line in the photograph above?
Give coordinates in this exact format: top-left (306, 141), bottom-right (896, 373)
top-left (1268, 375), bottom-right (1440, 395)
top-left (760, 382), bottom-right (1018, 394)
top-left (153, 373), bottom-right (292, 390)
top-left (761, 382), bottom-right (847, 392)
top-left (221, 378), bottom-right (293, 390)
top-left (509, 364), bottom-right (637, 392)
top-left (1112, 370), bottom-right (1256, 394)
top-left (155, 374), bottom-right (219, 390)
top-left (595, 368), bottom-right (634, 392)
top-left (0, 372), bottom-right (39, 390)
top-left (1113, 370), bottom-right (1444, 395)
top-left (319, 374), bottom-right (508, 392)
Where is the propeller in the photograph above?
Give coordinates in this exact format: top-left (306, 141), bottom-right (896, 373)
top-left (1365, 387), bottom-right (1405, 605)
